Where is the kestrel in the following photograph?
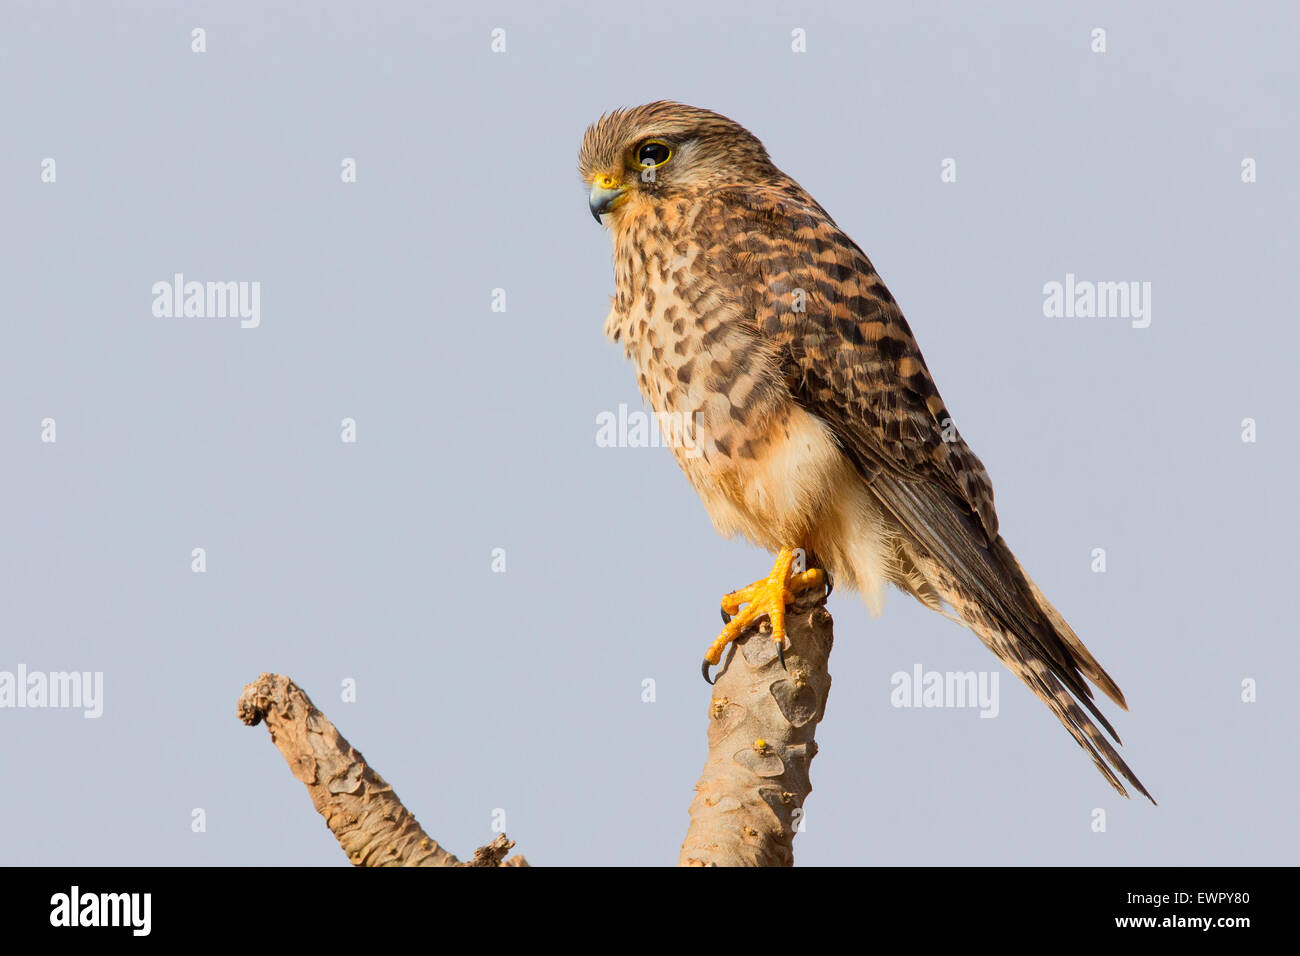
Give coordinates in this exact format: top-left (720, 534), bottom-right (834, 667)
top-left (580, 102), bottom-right (1152, 802)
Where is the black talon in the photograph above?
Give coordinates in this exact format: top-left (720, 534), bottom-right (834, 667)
top-left (701, 660), bottom-right (716, 685)
top-left (777, 642), bottom-right (787, 670)
top-left (823, 569), bottom-right (834, 600)
top-left (721, 607), bottom-right (732, 625)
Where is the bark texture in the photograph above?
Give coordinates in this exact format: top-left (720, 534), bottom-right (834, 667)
top-left (679, 587), bottom-right (834, 866)
top-left (238, 673), bottom-right (527, 867)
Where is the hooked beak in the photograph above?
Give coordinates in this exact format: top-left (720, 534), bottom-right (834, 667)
top-left (589, 177), bottom-right (627, 222)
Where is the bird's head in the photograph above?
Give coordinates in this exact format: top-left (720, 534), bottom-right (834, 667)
top-left (578, 101), bottom-right (775, 226)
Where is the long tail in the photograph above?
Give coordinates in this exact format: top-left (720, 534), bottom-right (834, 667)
top-left (900, 536), bottom-right (1155, 804)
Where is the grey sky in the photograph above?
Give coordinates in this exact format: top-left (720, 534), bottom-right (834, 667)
top-left (1, 0), bottom-right (1296, 865)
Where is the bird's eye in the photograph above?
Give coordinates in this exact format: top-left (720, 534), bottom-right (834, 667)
top-left (636, 140), bottom-right (672, 169)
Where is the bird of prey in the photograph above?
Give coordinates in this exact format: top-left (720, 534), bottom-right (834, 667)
top-left (580, 101), bottom-right (1153, 802)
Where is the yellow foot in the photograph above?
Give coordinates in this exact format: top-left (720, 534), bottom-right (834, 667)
top-left (701, 547), bottom-right (829, 684)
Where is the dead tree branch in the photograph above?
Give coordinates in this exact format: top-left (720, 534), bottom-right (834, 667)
top-left (237, 673), bottom-right (527, 867)
top-left (679, 587), bottom-right (834, 866)
top-left (241, 586), bottom-right (832, 868)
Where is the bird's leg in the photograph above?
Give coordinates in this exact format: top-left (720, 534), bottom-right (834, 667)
top-left (702, 547), bottom-right (827, 683)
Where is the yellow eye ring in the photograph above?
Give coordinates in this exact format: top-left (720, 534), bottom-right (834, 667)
top-left (634, 140), bottom-right (673, 169)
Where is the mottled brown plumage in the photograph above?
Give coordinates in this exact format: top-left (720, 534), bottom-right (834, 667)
top-left (581, 101), bottom-right (1152, 802)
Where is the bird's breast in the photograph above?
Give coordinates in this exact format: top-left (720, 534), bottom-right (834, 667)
top-left (602, 209), bottom-right (852, 550)
top-left (607, 220), bottom-right (780, 458)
